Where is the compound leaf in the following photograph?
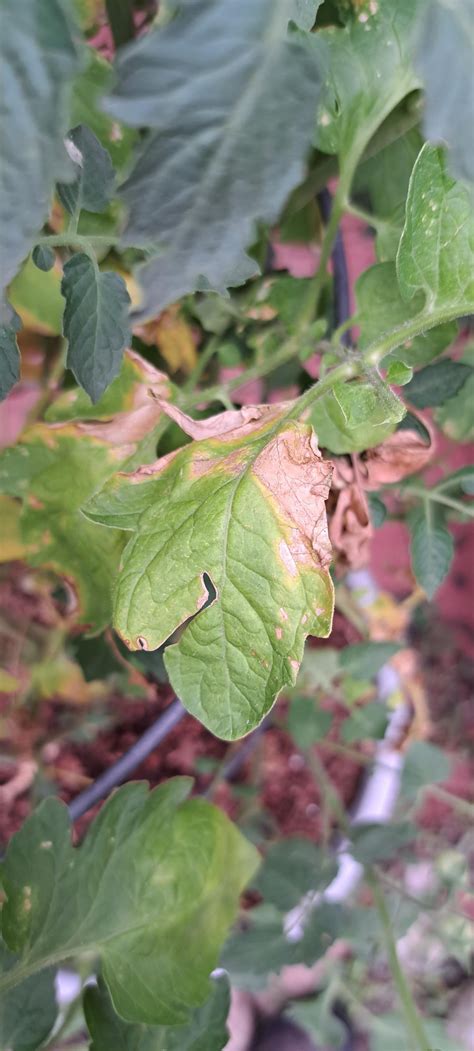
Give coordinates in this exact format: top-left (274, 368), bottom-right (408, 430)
top-left (61, 253), bottom-right (131, 402)
top-left (85, 402), bottom-right (335, 739)
top-left (105, 0), bottom-right (324, 318)
top-left (0, 0), bottom-right (81, 291)
top-left (0, 781), bottom-right (258, 1026)
top-left (84, 974), bottom-right (230, 1051)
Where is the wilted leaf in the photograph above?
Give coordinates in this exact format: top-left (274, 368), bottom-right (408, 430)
top-left (0, 941), bottom-right (56, 1051)
top-left (255, 838), bottom-right (337, 911)
top-left (404, 360), bottom-right (472, 408)
top-left (310, 378), bottom-right (405, 454)
top-left (105, 0), bottom-right (323, 317)
top-left (84, 973), bottom-right (231, 1051)
top-left (329, 483), bottom-right (372, 571)
top-left (0, 782), bottom-right (257, 1026)
top-left (61, 253), bottom-right (131, 401)
top-left (86, 401), bottom-right (335, 739)
top-left (361, 425), bottom-right (434, 490)
top-left (137, 306), bottom-right (198, 375)
top-left (57, 124), bottom-right (115, 216)
top-left (409, 506), bottom-right (454, 598)
top-left (0, 0), bottom-right (81, 291)
top-left (9, 255), bottom-right (64, 336)
top-left (416, 0), bottom-right (474, 183)
top-left (401, 740), bottom-right (451, 798)
top-left (397, 145), bottom-right (474, 315)
top-left (312, 0), bottom-right (421, 167)
top-left (0, 306), bottom-right (21, 400)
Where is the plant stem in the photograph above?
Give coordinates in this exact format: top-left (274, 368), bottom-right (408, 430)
top-left (183, 335), bottom-right (220, 392)
top-left (37, 233), bottom-right (120, 250)
top-left (367, 870), bottom-right (432, 1051)
top-left (304, 746), bottom-right (350, 835)
top-left (403, 483), bottom-right (474, 518)
top-left (427, 784), bottom-right (474, 820)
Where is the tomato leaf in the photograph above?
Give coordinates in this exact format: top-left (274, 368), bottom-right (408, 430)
top-left (0, 781), bottom-right (258, 1026)
top-left (57, 125), bottom-right (115, 216)
top-left (254, 839), bottom-right (337, 911)
top-left (0, 305), bottom-right (21, 401)
top-left (0, 942), bottom-right (56, 1051)
top-left (400, 740), bottom-right (451, 798)
top-left (310, 378), bottom-right (405, 454)
top-left (397, 144), bottom-right (474, 314)
top-left (105, 0), bottom-right (324, 317)
top-left (409, 505), bottom-right (454, 598)
top-left (85, 402), bottom-right (335, 739)
top-left (0, 0), bottom-right (81, 291)
top-left (404, 360), bottom-right (472, 408)
top-left (416, 0), bottom-right (474, 184)
top-left (31, 245), bottom-right (55, 273)
top-left (84, 973), bottom-right (230, 1051)
top-left (61, 253), bottom-right (131, 402)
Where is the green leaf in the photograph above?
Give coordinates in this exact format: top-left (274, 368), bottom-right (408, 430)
top-left (310, 378), bottom-right (405, 454)
top-left (31, 245), bottom-right (55, 273)
top-left (85, 403), bottom-right (335, 740)
top-left (410, 506), bottom-right (454, 599)
top-left (354, 128), bottom-right (424, 260)
top-left (0, 0), bottom-right (81, 291)
top-left (340, 642), bottom-right (401, 680)
top-left (400, 740), bottom-right (451, 798)
top-left (397, 144), bottom-right (474, 314)
top-left (435, 346), bottom-right (474, 441)
top-left (0, 781), bottom-right (258, 1026)
top-left (367, 494), bottom-right (387, 528)
top-left (356, 263), bottom-right (457, 367)
top-left (290, 996), bottom-right (346, 1049)
top-left (341, 701), bottom-right (388, 743)
top-left (84, 973), bottom-right (230, 1051)
top-left (70, 49), bottom-right (136, 171)
top-left (9, 255), bottom-right (65, 337)
top-left (349, 821), bottom-right (415, 865)
top-left (415, 0), bottom-right (474, 184)
top-left (404, 360), bottom-right (472, 408)
top-left (57, 125), bottom-right (115, 216)
top-left (254, 839), bottom-right (337, 911)
top-left (288, 697), bottom-right (332, 750)
top-left (296, 647), bottom-right (340, 693)
top-left (435, 464), bottom-right (474, 495)
top-left (312, 0), bottom-right (422, 168)
top-left (0, 305), bottom-right (21, 401)
top-left (0, 941), bottom-right (56, 1051)
top-left (385, 361), bottom-right (413, 386)
top-left (61, 253), bottom-right (131, 402)
top-left (105, 0), bottom-right (324, 317)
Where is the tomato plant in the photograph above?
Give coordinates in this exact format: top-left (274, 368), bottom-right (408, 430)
top-left (0, 1), bottom-right (473, 1049)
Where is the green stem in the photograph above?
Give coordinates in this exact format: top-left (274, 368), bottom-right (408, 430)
top-left (183, 335), bottom-right (220, 393)
top-left (403, 483), bottom-right (474, 518)
top-left (344, 201), bottom-right (389, 234)
top-left (37, 233), bottom-right (120, 251)
top-left (367, 870), bottom-right (432, 1051)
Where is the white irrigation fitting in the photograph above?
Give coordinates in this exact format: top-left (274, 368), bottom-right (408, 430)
top-left (285, 569), bottom-right (412, 938)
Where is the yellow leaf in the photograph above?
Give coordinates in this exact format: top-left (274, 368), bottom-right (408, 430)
top-left (0, 669), bottom-right (20, 692)
top-left (137, 306), bottom-right (197, 374)
top-left (0, 496), bottom-right (36, 562)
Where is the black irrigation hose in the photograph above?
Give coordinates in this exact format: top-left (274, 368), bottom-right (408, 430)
top-left (67, 187), bottom-right (353, 825)
top-left (318, 187), bottom-right (352, 345)
top-left (68, 698), bottom-right (186, 821)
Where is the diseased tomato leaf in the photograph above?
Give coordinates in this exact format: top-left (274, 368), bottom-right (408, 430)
top-left (0, 351), bottom-right (168, 631)
top-left (0, 781), bottom-right (258, 1026)
top-left (85, 401), bottom-right (335, 739)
